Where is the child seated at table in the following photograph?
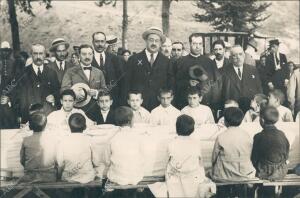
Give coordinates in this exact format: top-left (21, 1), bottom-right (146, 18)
top-left (20, 112), bottom-right (58, 183)
top-left (251, 106), bottom-right (290, 180)
top-left (268, 89), bottom-right (293, 122)
top-left (47, 89), bottom-right (94, 131)
top-left (93, 91), bottom-right (115, 125)
top-left (181, 87), bottom-right (215, 126)
top-left (104, 106), bottom-right (144, 185)
top-left (166, 115), bottom-right (216, 197)
top-left (150, 87), bottom-right (180, 126)
top-left (127, 90), bottom-right (150, 124)
top-left (56, 113), bottom-right (96, 183)
top-left (243, 94), bottom-right (268, 123)
top-left (217, 99), bottom-right (239, 126)
top-left (212, 107), bottom-right (256, 182)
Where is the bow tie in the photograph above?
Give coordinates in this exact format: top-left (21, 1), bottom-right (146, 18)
top-left (83, 67), bottom-right (92, 70)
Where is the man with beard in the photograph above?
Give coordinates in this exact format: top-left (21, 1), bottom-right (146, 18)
top-left (212, 40), bottom-right (230, 72)
top-left (48, 38), bottom-right (73, 85)
top-left (16, 44), bottom-right (60, 123)
top-left (91, 32), bottom-right (125, 106)
top-left (173, 33), bottom-right (223, 118)
top-left (61, 44), bottom-right (107, 119)
top-left (125, 27), bottom-right (173, 111)
top-left (161, 37), bottom-right (172, 59)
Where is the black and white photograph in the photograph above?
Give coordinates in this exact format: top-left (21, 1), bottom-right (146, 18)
top-left (0, 0), bottom-right (299, 197)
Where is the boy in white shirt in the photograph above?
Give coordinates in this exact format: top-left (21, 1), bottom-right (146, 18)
top-left (181, 87), bottom-right (215, 126)
top-left (127, 90), bottom-right (150, 124)
top-left (47, 89), bottom-right (94, 132)
top-left (268, 89), bottom-right (293, 122)
top-left (150, 88), bottom-right (180, 126)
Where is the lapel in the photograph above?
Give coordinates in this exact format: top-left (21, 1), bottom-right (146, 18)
top-left (241, 65), bottom-right (251, 85)
top-left (141, 50), bottom-right (151, 71)
top-left (92, 56), bottom-right (100, 68)
top-left (106, 110), bottom-right (114, 123)
top-left (89, 67), bottom-right (98, 85)
top-left (76, 66), bottom-right (89, 84)
top-left (227, 66), bottom-right (241, 91)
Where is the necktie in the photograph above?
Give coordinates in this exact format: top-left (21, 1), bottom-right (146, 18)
top-left (238, 68), bottom-right (242, 79)
top-left (100, 54), bottom-right (104, 68)
top-left (83, 67), bottom-right (92, 70)
top-left (37, 67), bottom-right (42, 80)
top-left (59, 61), bottom-right (63, 71)
top-left (150, 53), bottom-right (155, 67)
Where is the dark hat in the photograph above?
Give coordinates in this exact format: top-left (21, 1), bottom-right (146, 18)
top-left (189, 65), bottom-right (208, 82)
top-left (142, 27), bottom-right (166, 43)
top-left (49, 38), bottom-right (70, 52)
top-left (269, 39), bottom-right (280, 46)
top-left (247, 38), bottom-right (258, 52)
top-left (106, 35), bottom-right (119, 45)
top-left (73, 45), bottom-right (80, 51)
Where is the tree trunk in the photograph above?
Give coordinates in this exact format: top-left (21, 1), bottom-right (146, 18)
top-left (162, 0), bottom-right (171, 37)
top-left (7, 0), bottom-right (20, 57)
top-left (122, 0), bottom-right (128, 50)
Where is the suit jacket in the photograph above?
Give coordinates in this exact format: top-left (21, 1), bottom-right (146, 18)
top-left (61, 65), bottom-right (107, 91)
top-left (213, 57), bottom-right (230, 72)
top-left (265, 53), bottom-right (288, 82)
top-left (125, 50), bottom-right (173, 111)
top-left (92, 52), bottom-right (125, 106)
top-left (17, 65), bottom-right (60, 122)
top-left (47, 60), bottom-right (73, 85)
top-left (90, 107), bottom-right (115, 125)
top-left (222, 64), bottom-right (262, 111)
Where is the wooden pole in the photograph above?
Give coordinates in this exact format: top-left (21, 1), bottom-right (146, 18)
top-left (7, 0), bottom-right (20, 57)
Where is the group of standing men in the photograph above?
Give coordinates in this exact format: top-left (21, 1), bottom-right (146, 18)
top-left (0, 27), bottom-right (298, 129)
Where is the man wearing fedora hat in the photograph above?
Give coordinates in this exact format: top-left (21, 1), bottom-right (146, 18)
top-left (48, 38), bottom-right (73, 84)
top-left (265, 39), bottom-right (288, 91)
top-left (125, 27), bottom-right (173, 111)
top-left (91, 32), bottom-right (125, 107)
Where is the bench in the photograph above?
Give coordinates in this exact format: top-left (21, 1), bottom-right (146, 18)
top-left (0, 180), bottom-right (103, 198)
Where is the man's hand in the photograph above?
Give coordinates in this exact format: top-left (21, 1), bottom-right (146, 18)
top-left (0, 95), bottom-right (10, 105)
top-left (268, 82), bottom-right (274, 90)
top-left (46, 95), bottom-right (55, 104)
top-left (88, 89), bottom-right (98, 97)
top-left (189, 79), bottom-right (199, 87)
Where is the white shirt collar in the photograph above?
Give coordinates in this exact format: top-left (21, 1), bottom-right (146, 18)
top-left (233, 65), bottom-right (243, 79)
top-left (189, 53), bottom-right (201, 58)
top-left (145, 49), bottom-right (158, 63)
top-left (215, 58), bottom-right (224, 68)
top-left (32, 63), bottom-right (43, 74)
top-left (55, 59), bottom-right (65, 70)
top-left (101, 109), bottom-right (109, 122)
top-left (94, 51), bottom-right (106, 66)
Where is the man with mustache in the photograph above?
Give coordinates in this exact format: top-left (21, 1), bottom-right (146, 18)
top-left (61, 44), bottom-right (107, 119)
top-left (48, 38), bottom-right (73, 85)
top-left (125, 27), bottom-right (173, 111)
top-left (212, 40), bottom-right (230, 72)
top-left (16, 44), bottom-right (60, 123)
top-left (91, 32), bottom-right (125, 106)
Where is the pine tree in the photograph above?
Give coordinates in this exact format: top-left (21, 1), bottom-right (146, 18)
top-left (194, 0), bottom-right (271, 33)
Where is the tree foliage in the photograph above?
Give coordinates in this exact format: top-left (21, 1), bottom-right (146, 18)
top-left (16, 0), bottom-right (51, 16)
top-left (194, 0), bottom-right (271, 32)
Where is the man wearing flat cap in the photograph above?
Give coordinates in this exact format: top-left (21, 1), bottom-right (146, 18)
top-left (125, 27), bottom-right (173, 111)
top-left (91, 32), bottom-right (125, 107)
top-left (265, 39), bottom-right (288, 91)
top-left (48, 38), bottom-right (73, 84)
top-left (106, 35), bottom-right (118, 55)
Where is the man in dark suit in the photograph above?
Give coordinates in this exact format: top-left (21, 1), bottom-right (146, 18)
top-left (48, 38), bottom-right (73, 85)
top-left (125, 27), bottom-right (173, 111)
top-left (212, 39), bottom-right (230, 72)
top-left (16, 44), bottom-right (60, 123)
top-left (265, 39), bottom-right (288, 92)
top-left (172, 33), bottom-right (223, 116)
top-left (222, 45), bottom-right (263, 112)
top-left (91, 32), bottom-right (125, 106)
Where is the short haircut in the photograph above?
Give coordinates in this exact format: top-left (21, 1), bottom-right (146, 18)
top-left (212, 40), bottom-right (225, 49)
top-left (79, 44), bottom-right (94, 54)
top-left (114, 106), bottom-right (133, 126)
top-left (176, 115), bottom-right (195, 136)
top-left (187, 86), bottom-right (202, 97)
top-left (92, 31), bottom-right (106, 41)
top-left (230, 45), bottom-right (244, 54)
top-left (71, 52), bottom-right (78, 57)
top-left (31, 43), bottom-right (45, 53)
top-left (29, 112), bottom-right (47, 132)
top-left (172, 41), bottom-right (184, 49)
top-left (122, 49), bottom-right (131, 55)
top-left (97, 90), bottom-right (112, 100)
top-left (128, 90), bottom-right (143, 99)
top-left (29, 103), bottom-right (44, 115)
top-left (260, 106), bottom-right (279, 125)
top-left (269, 89), bottom-right (285, 104)
top-left (253, 94), bottom-right (268, 106)
top-left (60, 89), bottom-right (76, 100)
top-left (224, 107), bottom-right (244, 127)
top-left (158, 87), bottom-right (174, 96)
top-left (189, 33), bottom-right (202, 43)
top-left (224, 100), bottom-right (239, 108)
top-left (68, 113), bottom-right (86, 133)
